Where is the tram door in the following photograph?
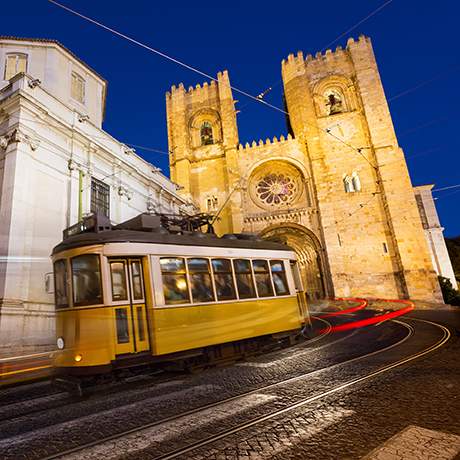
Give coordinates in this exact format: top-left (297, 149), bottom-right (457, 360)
top-left (109, 258), bottom-right (150, 355)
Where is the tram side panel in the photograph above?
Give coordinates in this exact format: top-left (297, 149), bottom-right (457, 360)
top-left (149, 255), bottom-right (304, 356)
top-left (151, 298), bottom-right (302, 355)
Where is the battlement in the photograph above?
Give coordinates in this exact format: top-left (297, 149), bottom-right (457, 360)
top-left (237, 133), bottom-right (294, 153)
top-left (282, 35), bottom-right (371, 69)
top-left (166, 70), bottom-right (232, 106)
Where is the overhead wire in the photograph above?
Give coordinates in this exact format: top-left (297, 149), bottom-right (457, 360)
top-left (47, 0), bottom-right (377, 170)
top-left (46, 0), bottom-right (452, 227)
top-left (388, 63), bottom-right (460, 102)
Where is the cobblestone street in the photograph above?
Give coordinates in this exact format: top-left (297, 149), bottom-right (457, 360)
top-left (0, 307), bottom-right (458, 460)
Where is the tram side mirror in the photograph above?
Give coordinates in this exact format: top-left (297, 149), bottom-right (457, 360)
top-left (45, 272), bottom-right (54, 294)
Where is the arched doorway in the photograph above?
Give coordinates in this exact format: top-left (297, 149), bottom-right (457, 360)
top-left (260, 224), bottom-right (328, 301)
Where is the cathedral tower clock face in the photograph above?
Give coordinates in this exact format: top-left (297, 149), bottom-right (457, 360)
top-left (249, 161), bottom-right (304, 210)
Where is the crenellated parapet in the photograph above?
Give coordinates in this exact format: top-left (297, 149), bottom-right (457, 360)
top-left (282, 35), bottom-right (371, 84)
top-left (237, 133), bottom-right (295, 154)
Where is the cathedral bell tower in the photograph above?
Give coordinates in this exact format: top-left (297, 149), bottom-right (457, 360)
top-left (166, 71), bottom-right (240, 234)
top-left (281, 35), bottom-right (442, 302)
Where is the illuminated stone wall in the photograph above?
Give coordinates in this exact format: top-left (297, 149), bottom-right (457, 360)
top-left (167, 35), bottom-right (444, 303)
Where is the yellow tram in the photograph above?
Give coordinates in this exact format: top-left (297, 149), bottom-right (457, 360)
top-left (52, 214), bottom-right (309, 379)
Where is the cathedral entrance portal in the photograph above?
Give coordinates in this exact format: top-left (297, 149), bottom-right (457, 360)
top-left (260, 225), bottom-right (327, 301)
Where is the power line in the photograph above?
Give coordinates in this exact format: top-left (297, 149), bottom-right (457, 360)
top-left (388, 63), bottom-right (460, 102)
top-left (47, 0), bottom-right (376, 170)
top-left (249, 0), bottom-right (394, 109)
top-left (6, 113), bottom-right (171, 156)
top-left (320, 0), bottom-right (394, 51)
top-left (433, 184), bottom-right (460, 192)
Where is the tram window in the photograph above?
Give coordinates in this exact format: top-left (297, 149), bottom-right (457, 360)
top-left (137, 306), bottom-right (145, 341)
top-left (187, 258), bottom-right (215, 303)
top-left (71, 254), bottom-right (103, 307)
top-left (233, 259), bottom-right (256, 299)
top-left (160, 258), bottom-right (190, 305)
top-left (270, 260), bottom-right (289, 295)
top-left (252, 260), bottom-right (274, 298)
top-left (110, 261), bottom-right (128, 301)
top-left (290, 261), bottom-right (303, 292)
top-left (115, 308), bottom-right (130, 343)
top-left (212, 259), bottom-right (236, 301)
top-left (54, 259), bottom-right (68, 309)
top-left (131, 261), bottom-right (144, 300)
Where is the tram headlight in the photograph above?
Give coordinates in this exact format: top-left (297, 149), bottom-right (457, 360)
top-left (57, 337), bottom-right (65, 350)
top-left (74, 354), bottom-right (82, 362)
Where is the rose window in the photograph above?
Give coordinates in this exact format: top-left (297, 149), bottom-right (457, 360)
top-left (256, 174), bottom-right (297, 205)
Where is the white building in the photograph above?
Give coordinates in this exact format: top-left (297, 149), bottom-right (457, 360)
top-left (0, 36), bottom-right (193, 356)
top-left (414, 184), bottom-right (457, 290)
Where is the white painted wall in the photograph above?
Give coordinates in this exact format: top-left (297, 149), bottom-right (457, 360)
top-left (0, 38), bottom-right (106, 127)
top-left (0, 69), bottom-right (192, 356)
top-left (414, 185), bottom-right (458, 290)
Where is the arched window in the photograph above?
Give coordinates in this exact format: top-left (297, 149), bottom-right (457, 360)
top-left (343, 175), bottom-right (354, 193)
top-left (351, 172), bottom-right (361, 192)
top-left (200, 121), bottom-right (214, 145)
top-left (325, 89), bottom-right (344, 115)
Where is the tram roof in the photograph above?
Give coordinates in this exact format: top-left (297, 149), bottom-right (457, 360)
top-left (52, 228), bottom-right (293, 255)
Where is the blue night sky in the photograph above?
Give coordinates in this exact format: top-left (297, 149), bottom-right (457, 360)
top-left (3, 1), bottom-right (459, 236)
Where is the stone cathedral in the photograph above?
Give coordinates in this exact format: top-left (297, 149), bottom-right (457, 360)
top-left (166, 35), bottom-right (442, 303)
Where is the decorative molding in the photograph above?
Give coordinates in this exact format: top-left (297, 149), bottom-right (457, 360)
top-left (244, 207), bottom-right (314, 224)
top-left (0, 128), bottom-right (40, 151)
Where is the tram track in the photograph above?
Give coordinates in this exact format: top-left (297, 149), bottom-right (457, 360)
top-left (0, 315), bottom-right (333, 427)
top-left (34, 316), bottom-right (438, 460)
top-left (153, 317), bottom-right (450, 460)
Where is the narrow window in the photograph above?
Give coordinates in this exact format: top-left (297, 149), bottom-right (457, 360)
top-left (91, 177), bottom-right (110, 218)
top-left (383, 242), bottom-right (388, 254)
top-left (53, 259), bottom-right (68, 309)
top-left (187, 258), bottom-right (215, 303)
top-left (115, 308), bottom-right (130, 343)
top-left (352, 172), bottom-right (361, 192)
top-left (131, 260), bottom-right (144, 300)
top-left (110, 261), bottom-right (128, 301)
top-left (71, 254), bottom-right (102, 306)
top-left (137, 306), bottom-right (145, 341)
top-left (4, 53), bottom-right (27, 80)
top-left (270, 260), bottom-right (289, 296)
top-left (233, 259), bottom-right (256, 299)
top-left (200, 121), bottom-right (214, 145)
top-left (160, 257), bottom-right (190, 305)
top-left (252, 260), bottom-right (274, 298)
top-left (71, 71), bottom-right (85, 104)
top-left (290, 261), bottom-right (303, 292)
top-left (212, 259), bottom-right (236, 300)
top-left (343, 175), bottom-right (354, 193)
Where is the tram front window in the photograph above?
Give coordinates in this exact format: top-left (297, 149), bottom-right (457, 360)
top-left (160, 258), bottom-right (190, 305)
top-left (54, 259), bottom-right (68, 309)
top-left (187, 258), bottom-right (215, 303)
top-left (71, 254), bottom-right (103, 306)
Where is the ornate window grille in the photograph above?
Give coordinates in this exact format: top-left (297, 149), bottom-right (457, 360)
top-left (91, 177), bottom-right (110, 218)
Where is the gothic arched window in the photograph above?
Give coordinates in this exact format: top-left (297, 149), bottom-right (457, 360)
top-left (200, 121), bottom-right (214, 145)
top-left (343, 172), bottom-right (361, 193)
top-left (343, 175), bottom-right (354, 193)
top-left (351, 171), bottom-right (361, 192)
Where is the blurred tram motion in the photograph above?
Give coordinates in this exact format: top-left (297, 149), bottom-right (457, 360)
top-left (51, 214), bottom-right (310, 390)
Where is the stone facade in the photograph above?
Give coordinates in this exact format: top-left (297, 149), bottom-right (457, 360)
top-left (414, 185), bottom-right (457, 289)
top-left (0, 37), bottom-right (192, 355)
top-left (167, 35), bottom-right (444, 303)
